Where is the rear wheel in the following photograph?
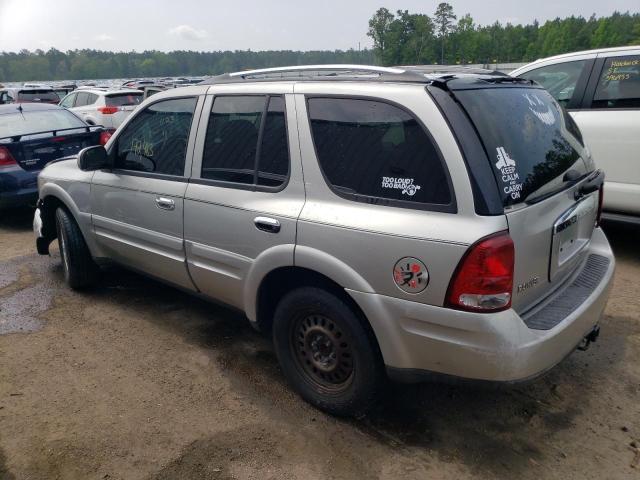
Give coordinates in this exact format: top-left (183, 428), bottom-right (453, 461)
top-left (55, 207), bottom-right (98, 289)
top-left (272, 287), bottom-right (383, 416)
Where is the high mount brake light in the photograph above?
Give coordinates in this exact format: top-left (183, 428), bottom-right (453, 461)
top-left (446, 231), bottom-right (515, 312)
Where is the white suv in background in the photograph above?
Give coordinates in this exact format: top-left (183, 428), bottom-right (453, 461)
top-left (59, 88), bottom-right (143, 131)
top-left (511, 46), bottom-right (640, 222)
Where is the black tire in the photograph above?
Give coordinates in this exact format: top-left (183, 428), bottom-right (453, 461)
top-left (272, 287), bottom-right (384, 416)
top-left (55, 207), bottom-right (99, 289)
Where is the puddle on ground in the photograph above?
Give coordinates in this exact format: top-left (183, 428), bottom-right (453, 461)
top-left (0, 254), bottom-right (60, 335)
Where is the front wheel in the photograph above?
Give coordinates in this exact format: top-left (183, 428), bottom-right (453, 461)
top-left (272, 287), bottom-right (384, 416)
top-left (55, 207), bottom-right (99, 289)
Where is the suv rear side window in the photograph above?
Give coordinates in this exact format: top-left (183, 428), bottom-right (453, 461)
top-left (307, 97), bottom-right (452, 208)
top-left (201, 95), bottom-right (289, 188)
top-left (114, 97), bottom-right (197, 176)
top-left (592, 56), bottom-right (640, 109)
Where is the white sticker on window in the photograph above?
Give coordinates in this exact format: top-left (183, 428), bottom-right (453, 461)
top-left (523, 92), bottom-right (555, 126)
top-left (381, 177), bottom-right (422, 196)
top-left (495, 147), bottom-right (523, 200)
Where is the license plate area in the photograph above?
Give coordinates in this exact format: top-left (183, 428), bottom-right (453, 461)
top-left (549, 194), bottom-right (597, 281)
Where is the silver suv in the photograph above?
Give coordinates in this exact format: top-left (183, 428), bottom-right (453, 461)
top-left (34, 65), bottom-right (615, 416)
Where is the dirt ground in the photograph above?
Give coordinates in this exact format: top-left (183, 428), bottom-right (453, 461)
top-left (0, 207), bottom-right (638, 480)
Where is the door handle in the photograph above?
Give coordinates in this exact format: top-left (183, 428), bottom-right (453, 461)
top-left (155, 197), bottom-right (175, 211)
top-left (254, 216), bottom-right (281, 233)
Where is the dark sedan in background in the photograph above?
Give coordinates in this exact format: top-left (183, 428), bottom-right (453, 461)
top-left (0, 103), bottom-right (107, 209)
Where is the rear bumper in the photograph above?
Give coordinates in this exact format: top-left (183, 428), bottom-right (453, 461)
top-left (0, 169), bottom-right (38, 208)
top-left (348, 227), bottom-right (615, 383)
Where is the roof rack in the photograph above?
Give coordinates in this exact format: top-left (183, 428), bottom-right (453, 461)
top-left (201, 64), bottom-right (430, 85)
top-left (199, 64), bottom-right (516, 86)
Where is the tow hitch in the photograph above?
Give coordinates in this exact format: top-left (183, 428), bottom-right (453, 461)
top-left (578, 325), bottom-right (600, 351)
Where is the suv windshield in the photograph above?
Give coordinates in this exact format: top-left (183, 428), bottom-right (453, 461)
top-left (0, 109), bottom-right (86, 138)
top-left (454, 87), bottom-right (588, 207)
top-left (106, 93), bottom-right (143, 107)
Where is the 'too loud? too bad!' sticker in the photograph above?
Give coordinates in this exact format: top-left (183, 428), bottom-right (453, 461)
top-left (393, 257), bottom-right (429, 294)
top-left (495, 147), bottom-right (523, 201)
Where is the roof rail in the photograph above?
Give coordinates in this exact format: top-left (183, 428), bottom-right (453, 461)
top-left (228, 64), bottom-right (406, 78)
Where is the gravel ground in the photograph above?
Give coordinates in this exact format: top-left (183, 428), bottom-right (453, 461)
top-left (0, 207), bottom-right (638, 480)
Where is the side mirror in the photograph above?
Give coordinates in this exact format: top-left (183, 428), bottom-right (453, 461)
top-left (78, 145), bottom-right (112, 171)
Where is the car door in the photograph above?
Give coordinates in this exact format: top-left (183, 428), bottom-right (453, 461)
top-left (184, 87), bottom-right (304, 309)
top-left (91, 94), bottom-right (204, 289)
top-left (571, 51), bottom-right (640, 215)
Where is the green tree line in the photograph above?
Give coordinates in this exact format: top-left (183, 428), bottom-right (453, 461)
top-left (1, 5), bottom-right (638, 82)
top-left (0, 49), bottom-right (375, 82)
top-left (369, 6), bottom-right (640, 65)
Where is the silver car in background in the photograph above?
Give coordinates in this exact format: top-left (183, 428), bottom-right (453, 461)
top-left (33, 65), bottom-right (614, 416)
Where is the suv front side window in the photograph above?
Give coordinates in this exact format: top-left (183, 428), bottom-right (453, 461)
top-left (592, 55), bottom-right (640, 109)
top-left (113, 97), bottom-right (197, 177)
top-left (518, 60), bottom-right (588, 107)
top-left (307, 97), bottom-right (453, 210)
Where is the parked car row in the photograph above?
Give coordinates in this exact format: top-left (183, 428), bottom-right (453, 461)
top-left (33, 65), bottom-right (613, 416)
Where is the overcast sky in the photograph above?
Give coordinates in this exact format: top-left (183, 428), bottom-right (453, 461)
top-left (0, 0), bottom-right (637, 53)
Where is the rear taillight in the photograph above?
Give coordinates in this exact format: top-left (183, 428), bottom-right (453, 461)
top-left (0, 146), bottom-right (18, 168)
top-left (97, 106), bottom-right (119, 114)
top-left (99, 130), bottom-right (114, 145)
top-left (446, 231), bottom-right (515, 312)
top-left (596, 185), bottom-right (604, 227)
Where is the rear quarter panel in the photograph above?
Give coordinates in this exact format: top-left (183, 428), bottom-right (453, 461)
top-left (293, 83), bottom-right (508, 306)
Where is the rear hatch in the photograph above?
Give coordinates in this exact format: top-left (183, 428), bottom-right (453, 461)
top-left (105, 92), bottom-right (143, 127)
top-left (0, 107), bottom-right (101, 171)
top-left (448, 80), bottom-right (601, 312)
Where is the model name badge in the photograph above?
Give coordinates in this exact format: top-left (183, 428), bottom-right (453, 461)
top-left (517, 276), bottom-right (539, 293)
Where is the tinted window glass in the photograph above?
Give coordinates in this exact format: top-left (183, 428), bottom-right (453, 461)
top-left (258, 96), bottom-right (289, 187)
top-left (592, 56), bottom-right (640, 109)
top-left (17, 90), bottom-right (59, 103)
top-left (308, 98), bottom-right (451, 206)
top-left (455, 87), bottom-right (588, 207)
top-left (519, 61), bottom-right (586, 107)
top-left (86, 93), bottom-right (98, 105)
top-left (115, 97), bottom-right (196, 176)
top-left (201, 96), bottom-right (265, 184)
top-left (0, 109), bottom-right (86, 137)
top-left (106, 93), bottom-right (143, 107)
top-left (60, 93), bottom-right (76, 108)
top-left (74, 92), bottom-right (89, 107)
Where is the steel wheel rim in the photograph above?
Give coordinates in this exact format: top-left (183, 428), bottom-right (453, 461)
top-left (291, 314), bottom-right (354, 391)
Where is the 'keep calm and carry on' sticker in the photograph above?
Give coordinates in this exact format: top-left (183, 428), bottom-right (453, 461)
top-left (381, 177), bottom-right (422, 196)
top-left (495, 147), bottom-right (523, 201)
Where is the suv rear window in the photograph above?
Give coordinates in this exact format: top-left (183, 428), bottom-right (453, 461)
top-left (592, 55), bottom-right (640, 109)
top-left (454, 87), bottom-right (588, 207)
top-left (17, 90), bottom-right (59, 102)
top-left (106, 93), bottom-right (143, 107)
top-left (307, 97), bottom-right (452, 209)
